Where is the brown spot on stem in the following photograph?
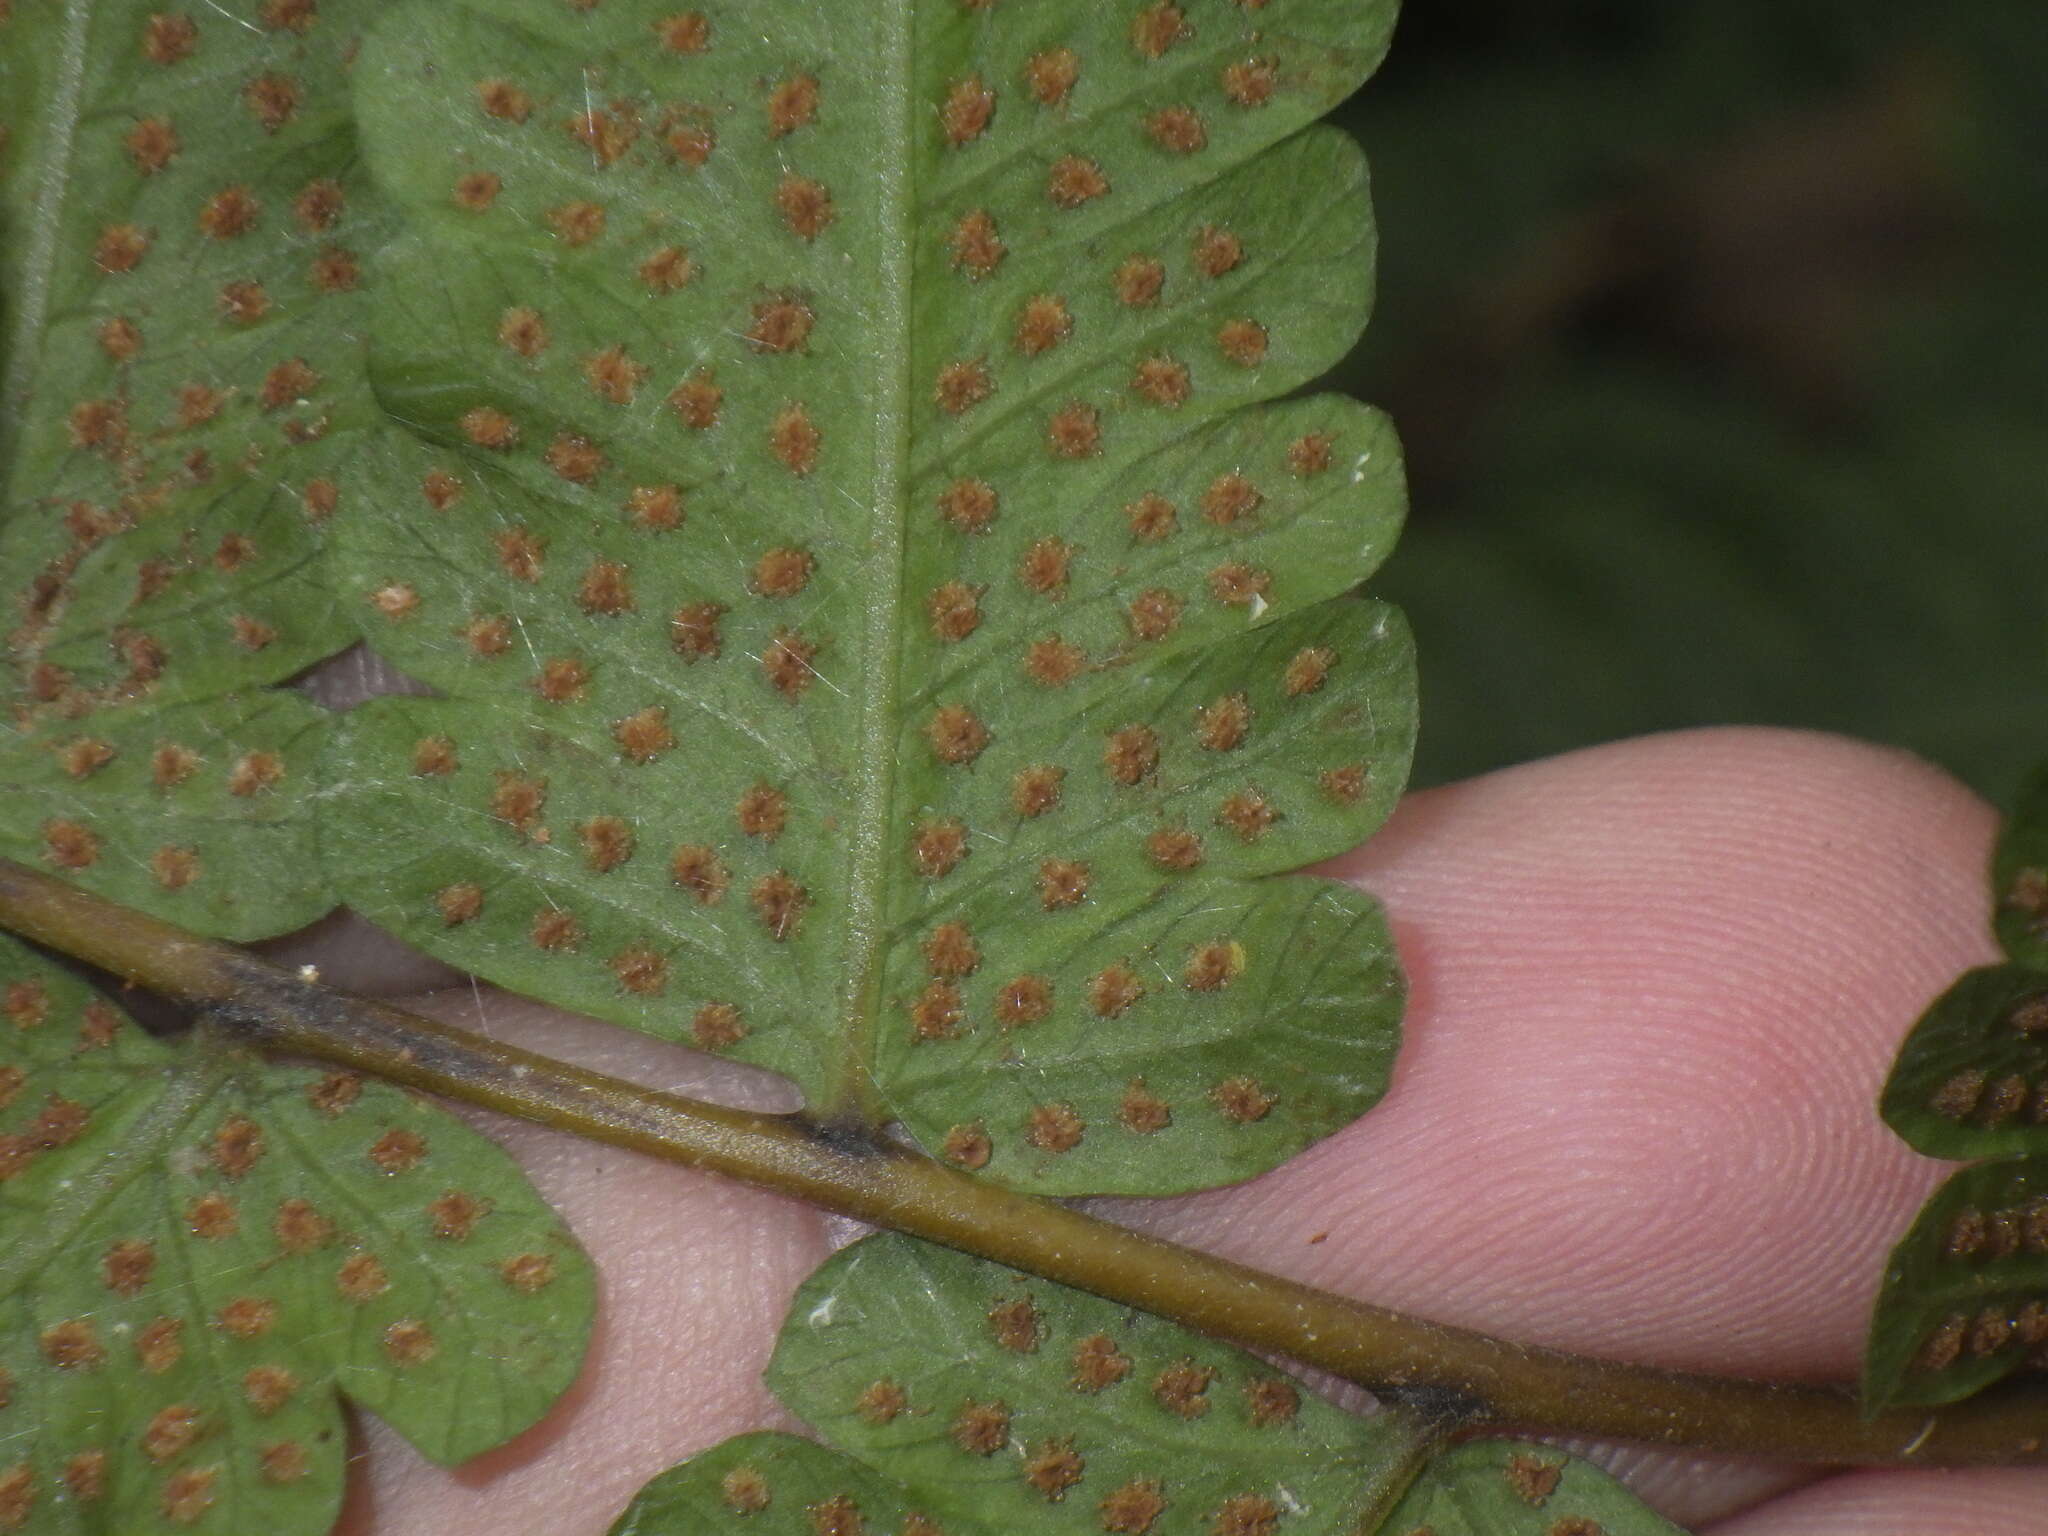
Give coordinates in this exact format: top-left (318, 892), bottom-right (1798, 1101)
top-left (736, 783), bottom-right (789, 840)
top-left (1929, 1069), bottom-right (1986, 1119)
top-left (752, 872), bottom-right (809, 940)
top-left (995, 975), bottom-right (1053, 1029)
top-left (1131, 1), bottom-right (1187, 57)
top-left (1245, 1376), bottom-right (1299, 1425)
top-left (748, 298), bottom-right (814, 355)
top-left (452, 171), bottom-right (499, 210)
top-left (989, 1298), bottom-right (1042, 1352)
top-left (770, 404), bottom-right (822, 474)
top-left (928, 705), bottom-right (990, 764)
top-left (1218, 790), bottom-right (1276, 841)
top-left (137, 1317), bottom-right (185, 1372)
top-left (102, 1239), bottom-right (156, 1296)
top-left (1153, 1360), bottom-right (1215, 1417)
top-left (612, 947), bottom-right (669, 995)
top-left (530, 908), bottom-right (582, 951)
top-left (923, 922), bottom-right (980, 977)
top-left (428, 1190), bottom-right (490, 1240)
top-left (293, 178), bottom-right (342, 231)
top-left (670, 845), bottom-right (729, 903)
top-left (762, 628), bottom-right (821, 697)
top-left (1090, 965), bottom-right (1145, 1017)
top-left (1115, 259), bottom-right (1168, 312)
top-left (1197, 694), bottom-right (1252, 751)
top-left (383, 1320), bottom-right (437, 1367)
top-left (1149, 827), bottom-right (1205, 871)
top-left (1186, 941), bottom-right (1244, 992)
top-left (548, 200), bottom-right (606, 245)
top-left (99, 315), bottom-right (143, 360)
top-left (126, 116), bottom-right (180, 174)
top-left (243, 1365), bottom-right (298, 1414)
top-left (244, 73), bottom-right (299, 132)
top-left (161, 1465), bottom-right (219, 1523)
top-left (579, 815), bottom-right (636, 872)
top-left (665, 117), bottom-right (715, 167)
top-left (212, 1116), bottom-right (264, 1176)
top-left (545, 432), bottom-right (605, 483)
top-left (934, 358), bottom-right (993, 415)
top-left (566, 106), bottom-right (638, 165)
top-left (671, 601), bottom-right (726, 660)
top-left (912, 818), bottom-right (968, 877)
top-left (1223, 56), bottom-right (1278, 106)
top-left (942, 1123), bottom-right (992, 1168)
top-left (721, 1467), bottom-right (771, 1513)
top-left (1146, 106), bottom-right (1206, 153)
top-left (215, 1295), bottom-right (280, 1338)
top-left (1011, 764), bottom-right (1065, 818)
top-left (1039, 858), bottom-right (1089, 909)
top-left (626, 484), bottom-right (683, 530)
top-left (273, 1198), bottom-right (333, 1254)
top-left (1023, 1437), bottom-right (1084, 1499)
top-left (477, 79), bottom-right (531, 122)
top-left (1211, 1495), bottom-right (1280, 1536)
top-left (1506, 1455), bottom-right (1563, 1505)
top-left (1025, 637), bottom-right (1085, 686)
top-left (949, 209), bottom-right (1005, 276)
top-left (490, 773), bottom-right (548, 836)
top-left (767, 74), bottom-right (819, 136)
top-left (369, 1128), bottom-right (427, 1173)
top-left (41, 1319), bottom-right (104, 1370)
top-left (144, 13), bottom-right (198, 64)
top-left (64, 1449), bottom-right (106, 1502)
top-left (186, 1193), bottom-right (237, 1239)
top-left (536, 656), bottom-right (590, 703)
top-left (1104, 725), bottom-right (1160, 785)
top-left (1217, 319), bottom-right (1267, 365)
top-left (1321, 763), bottom-right (1369, 805)
top-left (656, 12), bottom-right (708, 51)
top-left (753, 547), bottom-right (815, 598)
top-left (143, 1403), bottom-right (204, 1462)
top-left (1120, 1078), bottom-right (1171, 1132)
top-left (1026, 47), bottom-right (1080, 105)
top-left (668, 371), bottom-right (723, 429)
top-left (1026, 1103), bottom-right (1084, 1153)
top-left (857, 1380), bottom-right (907, 1423)
top-left (1203, 473), bottom-right (1262, 527)
top-left (938, 477), bottom-right (999, 531)
top-left (911, 981), bottom-right (965, 1041)
top-left (639, 245), bottom-right (694, 293)
top-left (1101, 1480), bottom-right (1167, 1534)
top-left (691, 1002), bottom-right (745, 1049)
top-left (927, 581), bottom-right (982, 642)
top-left (1047, 403), bottom-right (1100, 458)
top-left (776, 175), bottom-right (835, 239)
top-left (1287, 432), bottom-right (1334, 475)
top-left (1048, 155), bottom-right (1108, 208)
top-left (95, 224), bottom-right (150, 272)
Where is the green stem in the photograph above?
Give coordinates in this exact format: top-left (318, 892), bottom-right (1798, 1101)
top-left (2, 856), bottom-right (2044, 1468)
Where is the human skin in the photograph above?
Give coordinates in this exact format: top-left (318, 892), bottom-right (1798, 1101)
top-left (325, 727), bottom-right (2048, 1535)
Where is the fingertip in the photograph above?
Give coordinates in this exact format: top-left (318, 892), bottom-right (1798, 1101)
top-left (1130, 729), bottom-right (2001, 1378)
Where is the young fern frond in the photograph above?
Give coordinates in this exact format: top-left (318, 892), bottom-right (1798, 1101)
top-left (1866, 762), bottom-right (2048, 1413)
top-left (321, 0), bottom-right (1415, 1195)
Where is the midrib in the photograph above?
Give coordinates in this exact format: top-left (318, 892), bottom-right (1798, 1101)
top-left (826, 0), bottom-right (918, 1122)
top-left (0, 0), bottom-right (94, 475)
top-left (0, 1055), bottom-right (231, 1304)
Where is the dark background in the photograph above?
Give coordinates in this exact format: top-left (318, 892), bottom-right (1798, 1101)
top-left (1330, 0), bottom-right (2046, 803)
